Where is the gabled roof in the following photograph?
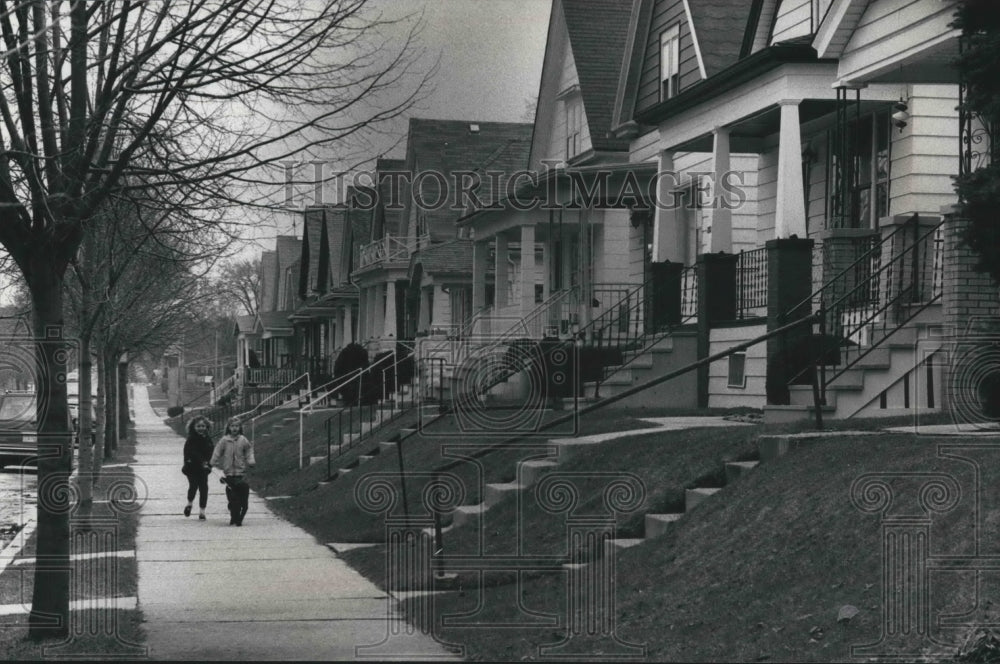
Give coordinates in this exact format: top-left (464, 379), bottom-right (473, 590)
top-left (342, 189), bottom-right (372, 283)
top-left (373, 158), bottom-right (406, 240)
top-left (404, 119), bottom-right (533, 241)
top-left (259, 250), bottom-right (278, 312)
top-left (463, 136), bottom-right (533, 216)
top-left (233, 315), bottom-right (257, 336)
top-left (300, 208), bottom-right (326, 297)
top-left (561, 0), bottom-right (634, 152)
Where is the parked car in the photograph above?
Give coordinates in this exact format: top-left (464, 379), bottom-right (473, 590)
top-left (0, 391), bottom-right (37, 462)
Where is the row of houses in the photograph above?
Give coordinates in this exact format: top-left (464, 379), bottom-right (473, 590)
top-left (233, 0), bottom-right (997, 424)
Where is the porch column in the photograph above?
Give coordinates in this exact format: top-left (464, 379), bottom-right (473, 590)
top-left (472, 240), bottom-right (488, 312)
top-left (373, 283), bottom-right (385, 341)
top-left (775, 99), bottom-right (807, 239)
top-left (384, 280), bottom-right (398, 339)
top-left (344, 305), bottom-right (354, 345)
top-left (495, 233), bottom-right (509, 308)
top-left (653, 150), bottom-right (684, 263)
top-left (710, 128), bottom-right (733, 253)
top-left (418, 287), bottom-right (431, 332)
top-left (520, 224), bottom-right (537, 317)
top-left (542, 234), bottom-right (551, 300)
top-left (578, 208), bottom-right (592, 334)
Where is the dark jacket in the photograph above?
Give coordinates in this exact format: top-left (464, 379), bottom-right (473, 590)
top-left (183, 432), bottom-right (214, 475)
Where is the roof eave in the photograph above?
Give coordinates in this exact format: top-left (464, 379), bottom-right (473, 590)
top-left (635, 43), bottom-right (826, 126)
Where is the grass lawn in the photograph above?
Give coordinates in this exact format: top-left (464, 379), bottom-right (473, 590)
top-left (245, 395), bottom-right (992, 662)
top-left (0, 427), bottom-right (145, 659)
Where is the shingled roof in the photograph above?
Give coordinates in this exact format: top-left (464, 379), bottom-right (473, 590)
top-left (687, 0), bottom-right (754, 76)
top-left (404, 119), bottom-right (533, 241)
top-left (408, 239), bottom-right (474, 280)
top-left (561, 0), bottom-right (634, 152)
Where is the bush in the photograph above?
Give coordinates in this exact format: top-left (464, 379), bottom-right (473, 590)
top-left (167, 405), bottom-right (184, 418)
top-left (333, 343), bottom-right (368, 405)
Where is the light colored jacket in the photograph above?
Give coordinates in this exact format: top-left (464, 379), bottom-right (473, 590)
top-left (210, 434), bottom-right (255, 477)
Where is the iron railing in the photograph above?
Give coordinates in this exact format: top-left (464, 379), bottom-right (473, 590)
top-left (785, 214), bottom-right (946, 402)
top-left (736, 247), bottom-right (768, 319)
top-left (324, 356), bottom-right (443, 479)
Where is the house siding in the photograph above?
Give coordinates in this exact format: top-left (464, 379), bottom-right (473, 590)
top-left (635, 0), bottom-right (701, 116)
top-left (887, 84), bottom-right (959, 216)
top-left (838, 0), bottom-right (958, 82)
top-left (770, 0), bottom-right (813, 45)
top-left (708, 323), bottom-right (767, 409)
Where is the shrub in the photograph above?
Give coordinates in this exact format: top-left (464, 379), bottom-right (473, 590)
top-left (333, 343), bottom-right (368, 405)
top-left (167, 405), bottom-right (184, 418)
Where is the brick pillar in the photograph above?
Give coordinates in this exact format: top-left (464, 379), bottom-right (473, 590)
top-left (942, 209), bottom-right (1000, 330)
top-left (647, 261), bottom-right (684, 332)
top-left (696, 253), bottom-right (738, 407)
top-left (765, 237), bottom-right (815, 405)
top-left (941, 208), bottom-right (1000, 416)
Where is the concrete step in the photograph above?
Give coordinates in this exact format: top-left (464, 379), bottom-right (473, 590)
top-left (337, 467), bottom-right (353, 475)
top-left (762, 404), bottom-right (836, 425)
top-left (685, 487), bottom-right (722, 511)
top-left (484, 482), bottom-right (523, 508)
top-left (283, 417), bottom-right (297, 424)
top-left (603, 538), bottom-right (644, 557)
top-left (399, 428), bottom-right (418, 440)
top-left (758, 430), bottom-right (886, 462)
top-left (308, 455), bottom-right (325, 466)
top-left (645, 513), bottom-right (682, 539)
top-left (451, 503), bottom-right (485, 528)
top-left (518, 459), bottom-right (558, 487)
top-left (358, 454), bottom-right (376, 464)
top-left (378, 441), bottom-right (398, 454)
top-left (724, 461), bottom-right (759, 484)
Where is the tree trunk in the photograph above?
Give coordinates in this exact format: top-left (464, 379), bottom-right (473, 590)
top-left (94, 354), bottom-right (106, 464)
top-left (77, 335), bottom-right (94, 507)
top-left (117, 357), bottom-right (128, 448)
top-left (27, 260), bottom-right (71, 639)
top-left (103, 350), bottom-right (116, 459)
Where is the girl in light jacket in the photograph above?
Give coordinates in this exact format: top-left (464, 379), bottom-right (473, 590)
top-left (210, 417), bottom-right (256, 526)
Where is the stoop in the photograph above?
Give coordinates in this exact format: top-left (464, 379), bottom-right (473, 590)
top-left (645, 513), bottom-right (683, 538)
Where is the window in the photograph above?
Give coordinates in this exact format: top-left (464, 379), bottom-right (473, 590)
top-left (727, 352), bottom-right (747, 389)
top-left (660, 25), bottom-right (680, 101)
top-left (827, 110), bottom-right (891, 228)
top-left (565, 97), bottom-right (582, 159)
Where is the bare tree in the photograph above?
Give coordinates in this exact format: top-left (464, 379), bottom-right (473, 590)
top-left (217, 257), bottom-right (262, 318)
top-left (0, 0), bottom-right (427, 636)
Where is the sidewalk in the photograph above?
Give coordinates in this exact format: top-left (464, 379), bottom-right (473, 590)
top-left (132, 384), bottom-right (458, 661)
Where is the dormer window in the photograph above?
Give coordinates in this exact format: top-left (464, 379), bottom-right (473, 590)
top-left (660, 24), bottom-right (680, 101)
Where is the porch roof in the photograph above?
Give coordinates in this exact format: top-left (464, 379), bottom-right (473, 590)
top-left (456, 159), bottom-right (659, 227)
top-left (635, 41), bottom-right (826, 127)
top-left (288, 288), bottom-right (357, 322)
top-left (407, 239), bottom-right (474, 281)
top-left (233, 315), bottom-right (257, 337)
top-left (257, 310), bottom-right (294, 338)
top-left (671, 98), bottom-right (893, 153)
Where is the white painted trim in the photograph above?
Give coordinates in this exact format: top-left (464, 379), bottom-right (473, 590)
top-left (812, 0), bottom-right (854, 58)
top-left (840, 28), bottom-right (960, 85)
top-left (681, 0), bottom-right (708, 80)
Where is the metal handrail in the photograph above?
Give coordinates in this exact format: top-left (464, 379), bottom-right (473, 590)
top-left (237, 372), bottom-right (311, 423)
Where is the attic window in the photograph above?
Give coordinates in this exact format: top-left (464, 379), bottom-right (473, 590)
top-left (565, 97), bottom-right (583, 159)
top-left (469, 124), bottom-right (480, 133)
top-left (660, 24), bottom-right (680, 101)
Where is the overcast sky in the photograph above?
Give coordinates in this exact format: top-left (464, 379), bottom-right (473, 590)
top-left (262, 0), bottom-right (552, 241)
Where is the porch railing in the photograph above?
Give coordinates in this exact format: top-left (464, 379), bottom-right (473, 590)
top-left (355, 235), bottom-right (410, 270)
top-left (736, 247), bottom-right (768, 319)
top-left (322, 354), bottom-right (442, 480)
top-left (244, 366), bottom-right (298, 386)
